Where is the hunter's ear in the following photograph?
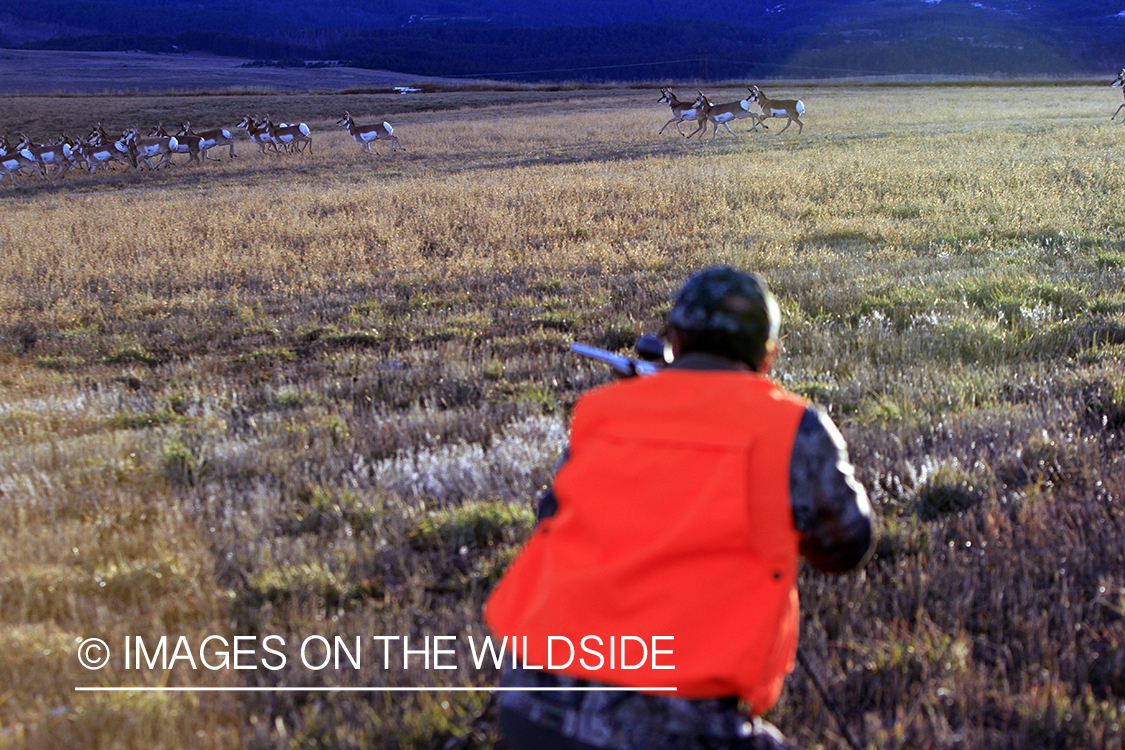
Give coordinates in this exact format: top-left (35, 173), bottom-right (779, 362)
top-left (757, 339), bottom-right (778, 374)
top-left (661, 326), bottom-right (684, 360)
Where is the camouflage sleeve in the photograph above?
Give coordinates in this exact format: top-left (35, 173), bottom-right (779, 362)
top-left (536, 484), bottom-right (558, 522)
top-left (789, 407), bottom-right (874, 573)
top-left (535, 449), bottom-right (567, 523)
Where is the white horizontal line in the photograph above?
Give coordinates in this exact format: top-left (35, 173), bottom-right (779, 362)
top-left (75, 686), bottom-right (677, 693)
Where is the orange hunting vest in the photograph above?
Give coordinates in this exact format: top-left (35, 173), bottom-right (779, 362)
top-left (484, 369), bottom-right (808, 715)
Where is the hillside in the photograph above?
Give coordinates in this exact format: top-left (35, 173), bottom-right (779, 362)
top-left (0, 49), bottom-right (460, 96)
top-left (2, 1), bottom-right (1125, 82)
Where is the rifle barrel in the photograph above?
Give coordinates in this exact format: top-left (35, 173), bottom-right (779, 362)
top-left (570, 343), bottom-right (658, 377)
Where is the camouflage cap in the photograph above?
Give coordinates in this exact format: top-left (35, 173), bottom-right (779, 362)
top-left (666, 266), bottom-right (780, 365)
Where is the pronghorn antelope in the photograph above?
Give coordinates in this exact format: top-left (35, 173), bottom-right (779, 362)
top-left (0, 142), bottom-right (45, 185)
top-left (76, 138), bottom-right (137, 174)
top-left (1112, 70), bottom-right (1125, 121)
top-left (60, 134), bottom-right (91, 172)
top-left (236, 115), bottom-right (274, 154)
top-left (0, 136), bottom-right (40, 182)
top-left (237, 115), bottom-right (308, 154)
top-left (265, 117), bottom-right (312, 153)
top-left (337, 112), bottom-right (403, 153)
top-left (747, 85), bottom-right (805, 135)
top-left (696, 91), bottom-right (768, 139)
top-left (124, 127), bottom-right (175, 169)
top-left (179, 122), bottom-right (237, 160)
top-left (150, 124), bottom-right (202, 165)
top-left (84, 125), bottom-right (138, 171)
top-left (88, 123), bottom-right (114, 146)
top-left (20, 135), bottom-right (76, 179)
top-left (657, 88), bottom-right (707, 137)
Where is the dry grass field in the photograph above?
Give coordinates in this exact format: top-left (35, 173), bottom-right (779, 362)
top-left (0, 79), bottom-right (1123, 749)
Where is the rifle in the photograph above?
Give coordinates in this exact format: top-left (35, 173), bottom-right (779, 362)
top-left (569, 333), bottom-right (670, 377)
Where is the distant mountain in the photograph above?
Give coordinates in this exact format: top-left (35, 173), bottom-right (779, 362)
top-left (3, 0), bottom-right (1124, 80)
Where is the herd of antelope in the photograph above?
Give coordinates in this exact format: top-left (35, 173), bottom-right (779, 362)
top-left (0, 111), bottom-right (405, 187)
top-left (659, 85), bottom-right (805, 139)
top-left (667, 71), bottom-right (1125, 136)
top-left (0, 86), bottom-right (800, 186)
top-left (12, 73), bottom-right (1125, 186)
top-left (664, 70), bottom-right (1125, 137)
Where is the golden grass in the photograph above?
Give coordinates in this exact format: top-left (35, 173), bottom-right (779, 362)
top-left (1, 82), bottom-right (1123, 748)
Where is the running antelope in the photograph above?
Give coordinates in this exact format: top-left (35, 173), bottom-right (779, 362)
top-left (60, 134), bottom-right (91, 172)
top-left (1112, 70), bottom-right (1125, 121)
top-left (697, 92), bottom-right (768, 139)
top-left (265, 117), bottom-right (312, 153)
top-left (83, 127), bottom-right (137, 172)
top-left (338, 112), bottom-right (403, 153)
top-left (179, 122), bottom-right (237, 160)
top-left (19, 135), bottom-right (75, 180)
top-left (236, 115), bottom-right (274, 154)
top-left (124, 127), bottom-right (175, 169)
top-left (87, 123), bottom-right (113, 146)
top-left (657, 88), bottom-right (706, 137)
top-left (0, 142), bottom-right (45, 185)
top-left (747, 85), bottom-right (805, 135)
top-left (150, 124), bottom-right (201, 165)
top-left (76, 138), bottom-right (137, 174)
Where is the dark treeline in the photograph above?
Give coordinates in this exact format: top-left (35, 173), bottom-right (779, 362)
top-left (333, 22), bottom-right (780, 82)
top-left (16, 22), bottom-right (1118, 82)
top-left (6, 0), bottom-right (1125, 81)
top-left (16, 21), bottom-right (788, 82)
